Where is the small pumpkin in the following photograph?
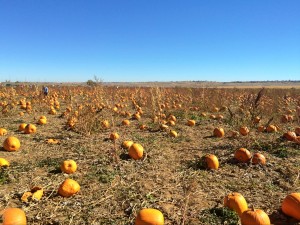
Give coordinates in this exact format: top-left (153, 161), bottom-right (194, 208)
top-left (61, 160), bottom-right (77, 174)
top-left (257, 126), bottom-right (265, 132)
top-left (234, 148), bottom-right (251, 163)
top-left (122, 140), bottom-right (133, 149)
top-left (38, 118), bottom-right (47, 125)
top-left (0, 128), bottom-right (8, 136)
top-left (122, 119), bottom-right (130, 126)
top-left (187, 119), bottom-right (196, 126)
top-left (3, 136), bottom-right (21, 151)
top-left (283, 131), bottom-right (296, 141)
top-left (241, 208), bottom-right (270, 225)
top-left (129, 143), bottom-right (144, 160)
top-left (202, 154), bottom-right (219, 170)
top-left (282, 192), bottom-right (300, 220)
top-left (170, 130), bottom-right (178, 138)
top-left (266, 125), bottom-right (277, 133)
top-left (252, 153), bottom-right (266, 165)
top-left (18, 123), bottom-right (27, 132)
top-left (110, 132), bottom-right (120, 141)
top-left (101, 120), bottom-right (110, 129)
top-left (0, 158), bottom-right (10, 167)
top-left (224, 192), bottom-right (248, 217)
top-left (24, 124), bottom-right (37, 134)
top-left (58, 178), bottom-right (80, 197)
top-left (1, 208), bottom-right (27, 225)
top-left (239, 126), bottom-right (250, 136)
top-left (135, 208), bottom-right (164, 225)
top-left (213, 127), bottom-right (225, 138)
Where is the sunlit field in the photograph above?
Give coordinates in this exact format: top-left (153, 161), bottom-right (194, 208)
top-left (0, 84), bottom-right (300, 225)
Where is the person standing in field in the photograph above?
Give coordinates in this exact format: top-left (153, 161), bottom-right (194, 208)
top-left (43, 86), bottom-right (49, 97)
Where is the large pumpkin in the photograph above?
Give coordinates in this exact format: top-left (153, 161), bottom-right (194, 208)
top-left (241, 208), bottom-right (270, 225)
top-left (1, 208), bottom-right (27, 225)
top-left (129, 143), bottom-right (144, 160)
top-left (58, 178), bottom-right (80, 197)
top-left (135, 208), bottom-right (164, 225)
top-left (202, 154), bottom-right (219, 170)
top-left (224, 192), bottom-right (248, 217)
top-left (3, 136), bottom-right (21, 151)
top-left (213, 127), bottom-right (225, 138)
top-left (234, 148), bottom-right (251, 163)
top-left (282, 192), bottom-right (300, 220)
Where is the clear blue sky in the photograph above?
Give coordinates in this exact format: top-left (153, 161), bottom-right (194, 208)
top-left (0, 0), bottom-right (299, 82)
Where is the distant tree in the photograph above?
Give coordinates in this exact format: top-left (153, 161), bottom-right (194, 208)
top-left (86, 80), bottom-right (96, 86)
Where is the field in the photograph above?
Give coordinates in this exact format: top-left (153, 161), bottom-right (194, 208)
top-left (0, 84), bottom-right (300, 225)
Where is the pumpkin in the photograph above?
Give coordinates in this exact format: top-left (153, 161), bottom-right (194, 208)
top-left (24, 124), bottom-right (37, 134)
top-left (135, 208), bottom-right (164, 225)
top-left (283, 131), bottom-right (296, 141)
top-left (239, 126), bottom-right (250, 136)
top-left (101, 120), bottom-right (110, 129)
top-left (168, 120), bottom-right (176, 126)
top-left (213, 127), bottom-right (225, 138)
top-left (122, 140), bottom-right (133, 149)
top-left (3, 136), bottom-right (21, 151)
top-left (18, 124), bottom-right (26, 132)
top-left (61, 160), bottom-right (77, 174)
top-left (224, 192), bottom-right (248, 217)
top-left (241, 208), bottom-right (270, 225)
top-left (0, 158), bottom-right (10, 167)
top-left (252, 153), bottom-right (266, 165)
top-left (110, 132), bottom-right (120, 141)
top-left (170, 130), bottom-right (178, 138)
top-left (139, 124), bottom-right (147, 130)
top-left (1, 208), bottom-right (27, 225)
top-left (38, 118), bottom-right (47, 125)
top-left (202, 154), bottom-right (219, 170)
top-left (129, 143), bottom-right (144, 160)
top-left (253, 116), bottom-right (261, 124)
top-left (282, 192), bottom-right (300, 220)
top-left (0, 128), bottom-right (7, 136)
top-left (168, 115), bottom-right (176, 122)
top-left (122, 119), bottom-right (130, 126)
top-left (58, 178), bottom-right (80, 197)
top-left (234, 148), bottom-right (251, 163)
top-left (257, 126), bottom-right (265, 132)
top-left (187, 119), bottom-right (196, 126)
top-left (266, 125), bottom-right (277, 133)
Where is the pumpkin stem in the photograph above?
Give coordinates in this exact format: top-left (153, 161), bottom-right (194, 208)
top-left (251, 205), bottom-right (255, 211)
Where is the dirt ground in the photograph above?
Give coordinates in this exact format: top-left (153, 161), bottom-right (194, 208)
top-left (0, 85), bottom-right (300, 225)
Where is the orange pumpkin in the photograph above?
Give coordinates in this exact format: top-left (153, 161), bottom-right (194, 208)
top-left (282, 193), bottom-right (300, 220)
top-left (0, 128), bottom-right (7, 136)
top-left (213, 127), bottom-right (225, 138)
top-left (257, 126), bottom-right (265, 132)
top-left (234, 148), bottom-right (251, 163)
top-left (266, 125), bottom-right (277, 133)
top-left (3, 136), bottom-right (21, 151)
top-left (61, 160), bottom-right (77, 174)
top-left (38, 118), bottom-right (47, 125)
top-left (110, 132), bottom-right (120, 141)
top-left (0, 158), bottom-right (10, 167)
top-left (202, 154), bottom-right (219, 170)
top-left (170, 130), bottom-right (178, 137)
top-left (283, 131), bottom-right (296, 141)
top-left (2, 208), bottom-right (27, 225)
top-left (58, 178), bottom-right (80, 197)
top-left (101, 120), bottom-right (110, 129)
top-left (129, 143), bottom-right (144, 160)
top-left (224, 192), bottom-right (248, 217)
top-left (187, 119), bottom-right (196, 126)
top-left (239, 126), bottom-right (250, 136)
top-left (122, 140), bottom-right (133, 149)
top-left (18, 123), bottom-right (27, 132)
top-left (252, 153), bottom-right (266, 165)
top-left (122, 119), bottom-right (130, 126)
top-left (24, 124), bottom-right (37, 134)
top-left (241, 208), bottom-right (270, 225)
top-left (135, 208), bottom-right (164, 225)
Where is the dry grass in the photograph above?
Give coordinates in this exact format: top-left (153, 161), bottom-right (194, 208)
top-left (0, 85), bottom-right (300, 225)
